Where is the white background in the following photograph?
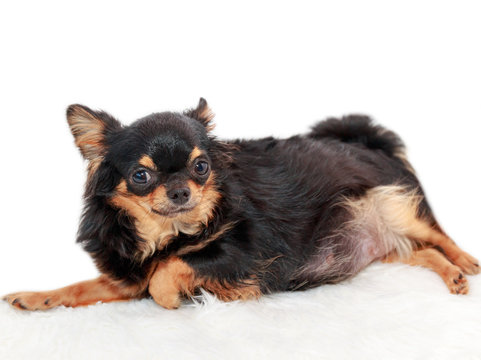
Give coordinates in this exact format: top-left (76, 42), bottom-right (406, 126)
top-left (0, 0), bottom-right (480, 295)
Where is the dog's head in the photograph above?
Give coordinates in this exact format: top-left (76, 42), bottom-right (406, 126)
top-left (67, 98), bottom-right (226, 257)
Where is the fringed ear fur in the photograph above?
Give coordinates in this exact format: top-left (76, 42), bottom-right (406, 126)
top-left (184, 98), bottom-right (215, 132)
top-left (66, 104), bottom-right (121, 161)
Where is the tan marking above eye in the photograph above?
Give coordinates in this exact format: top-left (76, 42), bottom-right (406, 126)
top-left (188, 147), bottom-right (203, 163)
top-left (138, 155), bottom-right (157, 170)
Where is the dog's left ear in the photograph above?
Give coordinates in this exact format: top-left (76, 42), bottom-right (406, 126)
top-left (66, 104), bottom-right (121, 161)
top-left (184, 97), bottom-right (215, 131)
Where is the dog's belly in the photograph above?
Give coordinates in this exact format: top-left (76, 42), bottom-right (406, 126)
top-left (294, 185), bottom-right (417, 287)
top-left (296, 227), bottom-right (392, 286)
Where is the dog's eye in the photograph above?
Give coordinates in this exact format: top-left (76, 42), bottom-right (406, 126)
top-left (132, 170), bottom-right (151, 184)
top-left (194, 160), bottom-right (209, 176)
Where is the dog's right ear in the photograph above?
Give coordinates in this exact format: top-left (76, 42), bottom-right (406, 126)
top-left (66, 104), bottom-right (121, 161)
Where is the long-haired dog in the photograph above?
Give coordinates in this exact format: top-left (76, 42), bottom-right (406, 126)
top-left (4, 99), bottom-right (480, 310)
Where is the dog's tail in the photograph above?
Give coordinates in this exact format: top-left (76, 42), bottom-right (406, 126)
top-left (308, 115), bottom-right (405, 158)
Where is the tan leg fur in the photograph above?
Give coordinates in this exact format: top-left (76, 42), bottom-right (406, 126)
top-left (383, 248), bottom-right (470, 294)
top-left (4, 276), bottom-right (144, 311)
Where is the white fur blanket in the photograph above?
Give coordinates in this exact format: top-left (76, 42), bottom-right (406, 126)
top-left (1, 262), bottom-right (480, 359)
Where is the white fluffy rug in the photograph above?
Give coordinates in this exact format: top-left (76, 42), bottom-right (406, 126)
top-left (1, 262), bottom-right (481, 359)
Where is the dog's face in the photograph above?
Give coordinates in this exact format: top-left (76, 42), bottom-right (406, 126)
top-left (67, 98), bottom-right (220, 229)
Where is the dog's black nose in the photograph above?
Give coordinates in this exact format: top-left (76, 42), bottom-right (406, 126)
top-left (167, 187), bottom-right (191, 205)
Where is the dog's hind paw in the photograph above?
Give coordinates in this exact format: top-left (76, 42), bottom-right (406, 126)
top-left (442, 267), bottom-right (469, 295)
top-left (452, 251), bottom-right (480, 276)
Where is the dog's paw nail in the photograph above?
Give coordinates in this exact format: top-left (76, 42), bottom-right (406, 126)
top-left (44, 299), bottom-right (50, 305)
top-left (459, 273), bottom-right (463, 279)
top-left (19, 303), bottom-right (27, 310)
top-left (12, 298), bottom-right (19, 305)
top-left (475, 263), bottom-right (479, 267)
top-left (454, 279), bottom-right (458, 284)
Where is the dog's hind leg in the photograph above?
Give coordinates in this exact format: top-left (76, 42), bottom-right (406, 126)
top-left (3, 275), bottom-right (146, 311)
top-left (383, 248), bottom-right (470, 294)
top-left (344, 185), bottom-right (480, 275)
top-left (401, 218), bottom-right (480, 276)
top-left (342, 184), bottom-right (479, 294)
top-left (376, 188), bottom-right (480, 293)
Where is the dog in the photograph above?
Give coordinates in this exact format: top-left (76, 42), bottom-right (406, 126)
top-left (4, 98), bottom-right (480, 310)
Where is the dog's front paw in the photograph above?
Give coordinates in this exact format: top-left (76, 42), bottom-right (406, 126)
top-left (452, 251), bottom-right (480, 275)
top-left (3, 292), bottom-right (59, 311)
top-left (151, 293), bottom-right (181, 310)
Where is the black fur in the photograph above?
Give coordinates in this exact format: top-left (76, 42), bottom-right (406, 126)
top-left (71, 102), bottom-right (435, 296)
top-left (308, 115), bottom-right (405, 158)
